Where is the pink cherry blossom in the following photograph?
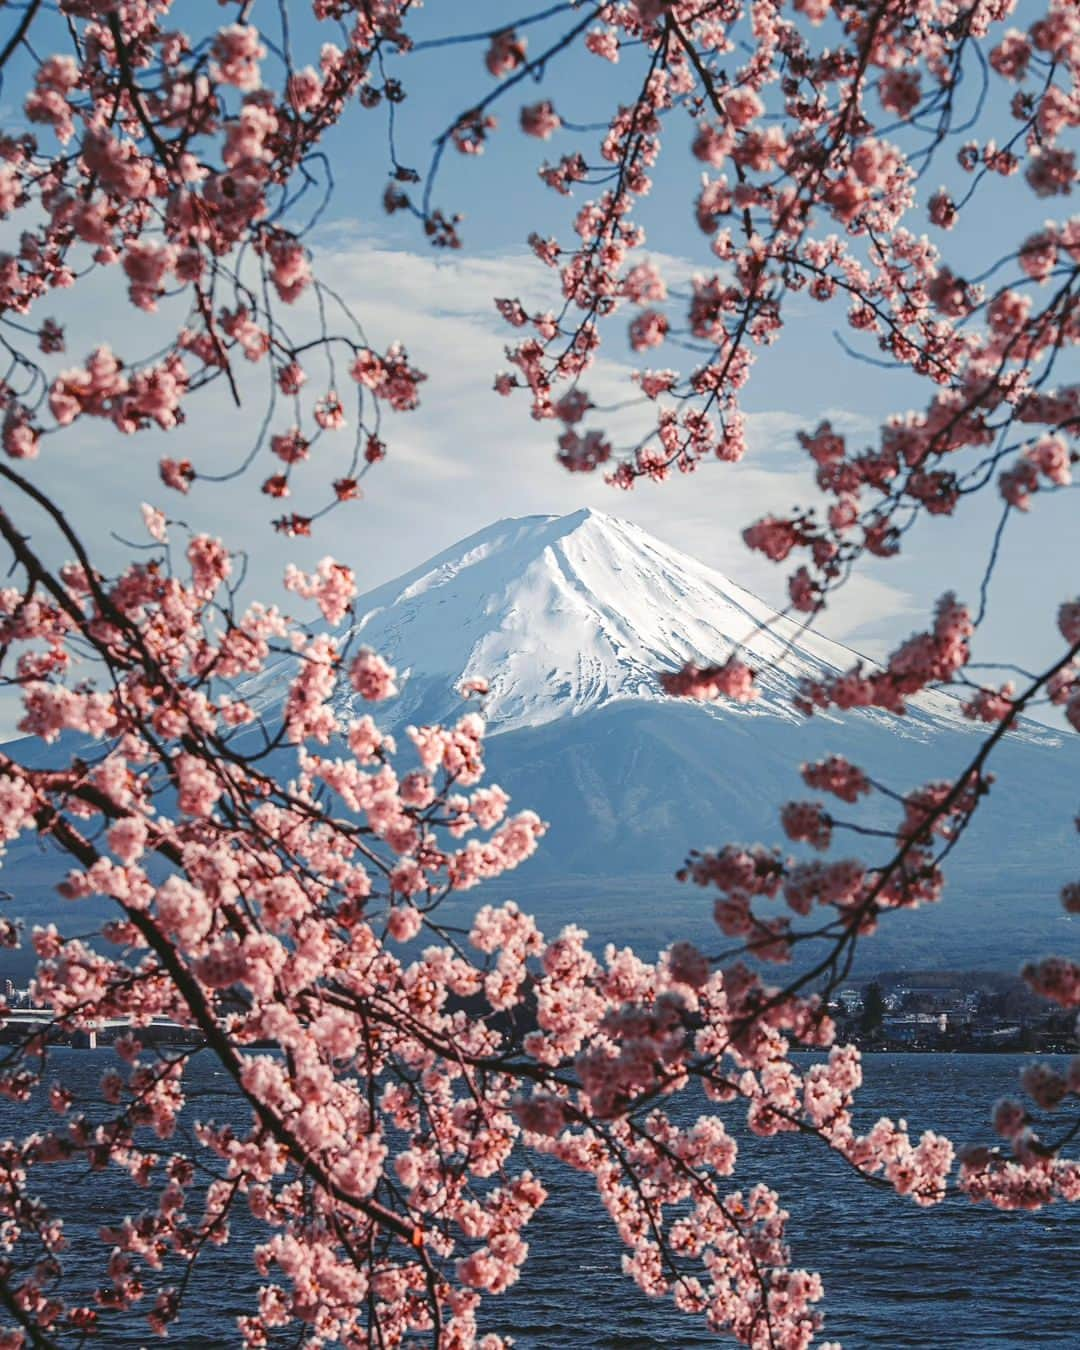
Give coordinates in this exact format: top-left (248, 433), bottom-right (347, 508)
top-left (0, 2), bottom-right (1076, 1343)
top-left (349, 647), bottom-right (398, 701)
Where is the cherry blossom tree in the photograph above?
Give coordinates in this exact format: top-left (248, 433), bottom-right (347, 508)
top-left (0, 1), bottom-right (1077, 1346)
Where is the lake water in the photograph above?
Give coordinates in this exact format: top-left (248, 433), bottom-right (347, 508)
top-left (1, 1052), bottom-right (1075, 1347)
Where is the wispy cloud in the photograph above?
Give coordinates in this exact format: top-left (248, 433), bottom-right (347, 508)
top-left (1, 233), bottom-right (920, 737)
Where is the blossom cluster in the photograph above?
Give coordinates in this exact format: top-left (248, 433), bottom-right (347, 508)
top-left (2, 0), bottom-right (427, 530)
top-left (0, 0), bottom-right (1077, 1344)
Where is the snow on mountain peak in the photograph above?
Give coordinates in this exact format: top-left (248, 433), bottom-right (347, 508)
top-left (339, 510), bottom-right (972, 737)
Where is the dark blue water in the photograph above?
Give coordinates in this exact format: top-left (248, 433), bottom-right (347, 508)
top-left (2, 1052), bottom-right (1075, 1346)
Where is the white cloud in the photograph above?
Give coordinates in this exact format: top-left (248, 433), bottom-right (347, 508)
top-left (1, 233), bottom-right (920, 738)
top-left (308, 237), bottom-right (915, 643)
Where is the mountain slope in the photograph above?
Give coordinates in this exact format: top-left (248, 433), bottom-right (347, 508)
top-left (473, 698), bottom-right (1077, 967)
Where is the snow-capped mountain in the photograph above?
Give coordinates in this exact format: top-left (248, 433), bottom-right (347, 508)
top-left (2, 510), bottom-right (1074, 973)
top-left (326, 508), bottom-right (982, 739)
top-left (316, 509), bottom-right (1072, 968)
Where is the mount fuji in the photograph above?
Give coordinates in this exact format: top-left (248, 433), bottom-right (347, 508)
top-left (303, 508), bottom-right (1073, 970)
top-left (307, 507), bottom-right (973, 738)
top-left (4, 509), bottom-right (1077, 972)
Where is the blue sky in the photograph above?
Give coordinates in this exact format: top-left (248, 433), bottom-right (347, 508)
top-left (0, 1), bottom-right (1074, 736)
